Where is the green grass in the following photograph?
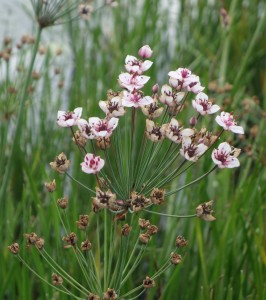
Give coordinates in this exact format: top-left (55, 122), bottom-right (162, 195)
top-left (1, 0), bottom-right (265, 299)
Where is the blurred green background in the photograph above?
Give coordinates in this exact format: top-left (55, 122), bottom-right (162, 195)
top-left (0, 0), bottom-right (265, 299)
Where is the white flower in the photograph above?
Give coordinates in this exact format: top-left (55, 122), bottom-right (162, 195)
top-left (192, 92), bottom-right (220, 115)
top-left (180, 137), bottom-right (208, 162)
top-left (160, 85), bottom-right (185, 107)
top-left (141, 99), bottom-right (164, 119)
top-left (125, 55), bottom-right (153, 75)
top-left (122, 90), bottom-right (153, 108)
top-left (211, 142), bottom-right (240, 168)
top-left (118, 73), bottom-right (150, 91)
top-left (166, 118), bottom-right (194, 144)
top-left (215, 112), bottom-right (244, 134)
top-left (81, 154), bottom-right (104, 174)
top-left (88, 117), bottom-right (119, 138)
top-left (146, 119), bottom-right (167, 142)
top-left (57, 107), bottom-right (82, 127)
top-left (77, 119), bottom-right (95, 139)
top-left (99, 95), bottom-right (125, 118)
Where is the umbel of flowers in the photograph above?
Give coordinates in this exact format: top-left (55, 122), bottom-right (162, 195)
top-left (55, 44), bottom-right (243, 214)
top-left (9, 45), bottom-right (244, 299)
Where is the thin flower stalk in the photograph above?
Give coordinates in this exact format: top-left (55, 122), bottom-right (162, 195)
top-left (0, 27), bottom-right (42, 203)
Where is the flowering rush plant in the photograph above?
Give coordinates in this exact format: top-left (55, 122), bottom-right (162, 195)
top-left (9, 45), bottom-right (244, 299)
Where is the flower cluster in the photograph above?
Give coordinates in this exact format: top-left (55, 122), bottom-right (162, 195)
top-left (54, 45), bottom-right (244, 213)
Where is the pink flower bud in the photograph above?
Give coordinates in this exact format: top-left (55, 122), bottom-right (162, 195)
top-left (138, 45), bottom-right (153, 59)
top-left (189, 116), bottom-right (197, 126)
top-left (152, 83), bottom-right (159, 94)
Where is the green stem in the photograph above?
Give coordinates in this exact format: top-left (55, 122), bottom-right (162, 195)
top-left (166, 166), bottom-right (217, 197)
top-left (0, 26), bottom-right (42, 203)
top-left (143, 209), bottom-right (197, 219)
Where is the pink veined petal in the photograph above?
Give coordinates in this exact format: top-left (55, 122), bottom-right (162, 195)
top-left (74, 107), bottom-right (82, 117)
top-left (141, 60), bottom-right (153, 72)
top-left (229, 125), bottom-right (244, 134)
top-left (226, 157), bottom-right (240, 168)
top-left (215, 115), bottom-right (227, 128)
top-left (99, 101), bottom-right (108, 113)
top-left (169, 118), bottom-right (179, 127)
top-left (89, 117), bottom-right (101, 126)
top-left (211, 150), bottom-right (223, 166)
top-left (57, 111), bottom-right (65, 118)
top-left (181, 128), bottom-right (194, 137)
top-left (196, 92), bottom-right (208, 101)
top-left (197, 143), bottom-right (208, 156)
top-left (97, 131), bottom-right (108, 137)
top-left (125, 55), bottom-right (138, 64)
top-left (65, 119), bottom-right (75, 127)
top-left (217, 142), bottom-right (232, 154)
top-left (137, 75), bottom-right (150, 85)
top-left (108, 117), bottom-right (119, 130)
top-left (182, 137), bottom-right (192, 148)
top-left (209, 104), bottom-right (220, 114)
top-left (175, 92), bottom-right (185, 103)
top-left (97, 159), bottom-right (105, 170)
top-left (168, 71), bottom-right (180, 80)
top-left (122, 98), bottom-right (135, 107)
top-left (119, 73), bottom-right (131, 83)
top-left (161, 84), bottom-right (172, 94)
top-left (140, 96), bottom-right (153, 106)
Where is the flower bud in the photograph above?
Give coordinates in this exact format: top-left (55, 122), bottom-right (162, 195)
top-left (138, 45), bottom-right (153, 59)
top-left (152, 83), bottom-right (159, 94)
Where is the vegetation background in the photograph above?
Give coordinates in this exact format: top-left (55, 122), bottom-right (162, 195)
top-left (0, 0), bottom-right (265, 299)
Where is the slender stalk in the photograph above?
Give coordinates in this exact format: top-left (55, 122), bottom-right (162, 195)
top-left (16, 255), bottom-right (83, 299)
top-left (143, 209), bottom-right (197, 219)
top-left (166, 166), bottom-right (217, 197)
top-left (65, 172), bottom-right (95, 193)
top-left (0, 27), bottom-right (42, 203)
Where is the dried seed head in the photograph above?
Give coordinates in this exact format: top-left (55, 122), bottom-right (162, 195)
top-left (44, 179), bottom-right (56, 192)
top-left (150, 188), bottom-right (165, 205)
top-left (96, 137), bottom-right (111, 150)
top-left (81, 239), bottom-right (92, 252)
top-left (143, 276), bottom-right (155, 288)
top-left (35, 237), bottom-right (45, 250)
top-left (50, 152), bottom-right (70, 173)
top-left (139, 233), bottom-right (150, 244)
top-left (92, 187), bottom-right (116, 210)
top-left (8, 243), bottom-right (19, 255)
top-left (4, 36), bottom-right (12, 46)
top-left (7, 86), bottom-right (17, 94)
top-left (138, 218), bottom-right (150, 230)
top-left (52, 273), bottom-right (63, 286)
top-left (170, 252), bottom-right (182, 265)
top-left (57, 197), bottom-right (68, 209)
top-left (32, 71), bottom-right (41, 80)
top-left (103, 288), bottom-right (118, 300)
top-left (88, 293), bottom-right (100, 300)
top-left (121, 224), bottom-right (132, 236)
top-left (73, 130), bottom-right (87, 147)
top-left (196, 200), bottom-right (216, 221)
top-left (175, 235), bottom-right (188, 248)
top-left (147, 225), bottom-right (158, 236)
top-left (130, 192), bottom-right (151, 212)
top-left (38, 45), bottom-right (46, 55)
top-left (78, 4), bottom-right (93, 20)
top-left (24, 232), bottom-right (38, 247)
top-left (76, 215), bottom-right (89, 230)
top-left (63, 232), bottom-right (77, 248)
